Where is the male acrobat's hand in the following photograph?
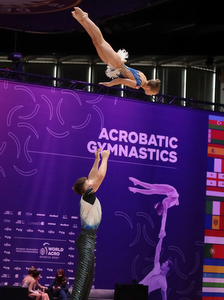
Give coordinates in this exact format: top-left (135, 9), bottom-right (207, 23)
top-left (95, 148), bottom-right (101, 160)
top-left (101, 150), bottom-right (110, 159)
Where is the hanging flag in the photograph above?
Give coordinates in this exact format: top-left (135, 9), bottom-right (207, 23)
top-left (204, 230), bottom-right (224, 248)
top-left (206, 190), bottom-right (224, 199)
top-left (208, 144), bottom-right (224, 158)
top-left (204, 215), bottom-right (222, 230)
top-left (205, 201), bottom-right (224, 216)
top-left (209, 115), bottom-right (224, 131)
top-left (206, 174), bottom-right (224, 187)
top-left (203, 116), bottom-right (224, 300)
top-left (209, 129), bottom-right (224, 145)
top-left (207, 157), bottom-right (224, 172)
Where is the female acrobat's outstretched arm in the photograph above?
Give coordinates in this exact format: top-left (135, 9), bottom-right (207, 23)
top-left (99, 77), bottom-right (136, 88)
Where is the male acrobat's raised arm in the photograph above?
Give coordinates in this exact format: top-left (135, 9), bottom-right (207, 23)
top-left (87, 149), bottom-right (110, 193)
top-left (87, 148), bottom-right (101, 181)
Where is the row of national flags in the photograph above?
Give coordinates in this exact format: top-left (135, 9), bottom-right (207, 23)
top-left (203, 115), bottom-right (224, 299)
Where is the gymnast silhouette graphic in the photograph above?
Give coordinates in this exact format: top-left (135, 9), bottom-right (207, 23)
top-left (129, 178), bottom-right (179, 238)
top-left (71, 7), bottom-right (161, 96)
top-left (129, 178), bottom-right (179, 300)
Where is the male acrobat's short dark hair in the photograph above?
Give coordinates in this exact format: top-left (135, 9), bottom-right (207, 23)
top-left (73, 177), bottom-right (87, 195)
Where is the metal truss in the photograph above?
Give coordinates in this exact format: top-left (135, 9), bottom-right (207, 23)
top-left (0, 68), bottom-right (223, 113)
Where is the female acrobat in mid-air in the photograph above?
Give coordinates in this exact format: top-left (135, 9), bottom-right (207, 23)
top-left (71, 7), bottom-right (161, 96)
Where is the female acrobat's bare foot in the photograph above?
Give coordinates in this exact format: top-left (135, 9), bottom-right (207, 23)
top-left (71, 7), bottom-right (88, 22)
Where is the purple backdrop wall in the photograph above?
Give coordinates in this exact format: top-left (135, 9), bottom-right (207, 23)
top-left (0, 79), bottom-right (212, 299)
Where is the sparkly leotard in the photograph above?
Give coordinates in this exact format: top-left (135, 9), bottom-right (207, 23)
top-left (118, 64), bottom-right (142, 88)
top-left (71, 186), bottom-right (101, 300)
top-left (105, 48), bottom-right (142, 88)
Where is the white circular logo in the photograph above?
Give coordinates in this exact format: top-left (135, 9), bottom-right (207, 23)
top-left (39, 248), bottom-right (45, 255)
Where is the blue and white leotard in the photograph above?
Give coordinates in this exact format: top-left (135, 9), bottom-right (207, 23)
top-left (105, 49), bottom-right (142, 88)
top-left (80, 186), bottom-right (102, 230)
top-left (118, 64), bottom-right (142, 88)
